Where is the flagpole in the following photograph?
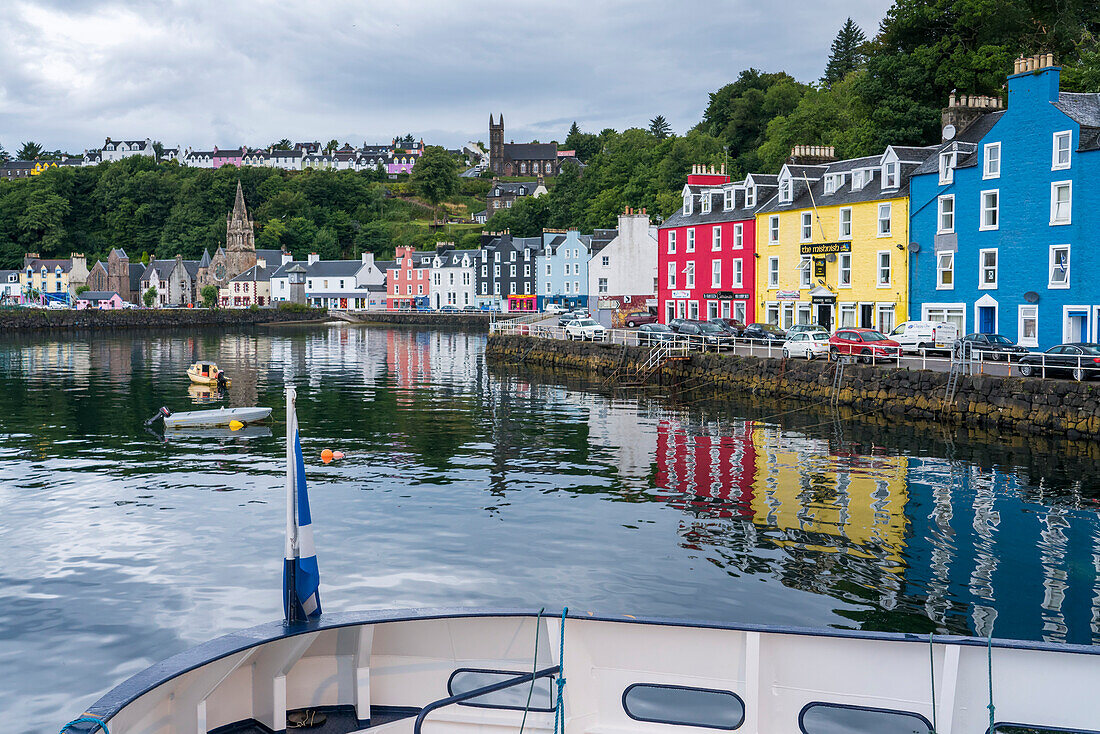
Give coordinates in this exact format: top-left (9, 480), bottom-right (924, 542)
top-left (284, 386), bottom-right (301, 623)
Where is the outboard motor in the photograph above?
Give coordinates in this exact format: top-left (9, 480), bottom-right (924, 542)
top-left (216, 372), bottom-right (228, 389)
top-left (144, 406), bottom-right (172, 426)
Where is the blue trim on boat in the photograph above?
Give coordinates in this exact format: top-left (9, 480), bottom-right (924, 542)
top-left (77, 606), bottom-right (1100, 729)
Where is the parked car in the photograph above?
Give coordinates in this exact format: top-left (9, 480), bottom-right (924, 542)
top-left (673, 320), bottom-right (732, 351)
top-left (438, 305), bottom-right (459, 313)
top-left (783, 331), bottom-right (831, 360)
top-left (624, 311), bottom-right (657, 328)
top-left (888, 320), bottom-right (959, 354)
top-left (786, 323), bottom-right (828, 337)
top-left (1017, 343), bottom-right (1100, 381)
top-left (558, 309), bottom-right (588, 326)
top-left (740, 323), bottom-right (788, 344)
top-left (637, 323), bottom-right (676, 346)
top-left (829, 328), bottom-right (901, 363)
top-left (544, 303), bottom-right (568, 315)
top-left (564, 317), bottom-right (606, 341)
top-left (954, 333), bottom-right (1030, 361)
top-left (46, 301), bottom-right (69, 310)
top-left (462, 306), bottom-right (481, 312)
top-left (708, 317), bottom-right (746, 335)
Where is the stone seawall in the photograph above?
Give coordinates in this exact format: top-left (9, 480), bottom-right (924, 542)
top-left (352, 311), bottom-right (523, 330)
top-left (0, 307), bottom-right (329, 331)
top-left (486, 335), bottom-right (1100, 440)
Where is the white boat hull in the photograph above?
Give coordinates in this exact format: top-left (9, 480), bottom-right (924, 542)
top-left (162, 406), bottom-right (271, 429)
top-left (73, 609), bottom-right (1100, 734)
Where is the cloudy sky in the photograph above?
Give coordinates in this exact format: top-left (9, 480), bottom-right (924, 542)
top-left (0, 0), bottom-right (891, 154)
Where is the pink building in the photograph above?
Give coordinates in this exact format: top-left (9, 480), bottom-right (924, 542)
top-left (76, 291), bottom-right (125, 310)
top-left (212, 147), bottom-right (245, 169)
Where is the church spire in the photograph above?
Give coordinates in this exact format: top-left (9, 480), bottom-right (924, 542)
top-left (231, 179), bottom-right (248, 222)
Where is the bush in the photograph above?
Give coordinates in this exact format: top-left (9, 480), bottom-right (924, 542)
top-left (276, 301), bottom-right (314, 313)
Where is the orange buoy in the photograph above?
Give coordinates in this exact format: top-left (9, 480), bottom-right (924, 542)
top-left (321, 449), bottom-right (333, 464)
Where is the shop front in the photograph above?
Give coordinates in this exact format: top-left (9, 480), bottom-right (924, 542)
top-left (507, 294), bottom-right (537, 312)
top-left (702, 291), bottom-right (752, 324)
top-left (809, 286), bottom-right (836, 331)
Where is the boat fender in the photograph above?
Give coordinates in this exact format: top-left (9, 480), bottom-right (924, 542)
top-left (229, 420), bottom-right (244, 431)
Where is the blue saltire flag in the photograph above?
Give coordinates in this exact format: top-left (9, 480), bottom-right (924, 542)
top-left (284, 387), bottom-right (321, 622)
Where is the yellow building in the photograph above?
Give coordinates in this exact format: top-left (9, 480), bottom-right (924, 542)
top-left (19, 253), bottom-right (88, 300)
top-left (30, 161), bottom-right (57, 175)
top-left (754, 145), bottom-right (935, 333)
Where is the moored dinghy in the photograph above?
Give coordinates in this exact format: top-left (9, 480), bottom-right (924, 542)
top-left (145, 405), bottom-right (272, 429)
top-left (66, 389), bottom-right (1100, 734)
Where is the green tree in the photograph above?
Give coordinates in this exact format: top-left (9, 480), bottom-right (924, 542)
top-left (17, 141), bottom-right (43, 160)
top-left (0, 142), bottom-right (8, 163)
top-left (200, 284), bottom-right (219, 308)
top-left (274, 139), bottom-right (292, 150)
top-left (152, 141), bottom-right (165, 159)
top-left (325, 139), bottom-right (339, 152)
top-left (410, 145), bottom-right (459, 218)
top-left (563, 122), bottom-right (601, 161)
top-left (649, 115), bottom-right (672, 139)
top-left (75, 284), bottom-right (89, 295)
top-left (142, 286), bottom-right (157, 307)
top-left (822, 18), bottom-right (867, 87)
top-left (17, 189), bottom-right (70, 249)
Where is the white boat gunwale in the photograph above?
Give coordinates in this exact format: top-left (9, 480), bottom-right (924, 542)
top-left (74, 606), bottom-right (1100, 732)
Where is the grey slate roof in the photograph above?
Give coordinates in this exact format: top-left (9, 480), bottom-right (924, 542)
top-left (128, 263), bottom-right (143, 292)
top-left (503, 143), bottom-right (557, 161)
top-left (489, 181), bottom-right (538, 196)
top-left (77, 291), bottom-right (120, 301)
top-left (662, 180), bottom-right (774, 229)
top-left (304, 260), bottom-right (364, 277)
top-left (231, 265), bottom-right (270, 283)
top-left (373, 260), bottom-right (395, 273)
top-left (913, 112), bottom-right (1005, 176)
top-left (198, 249), bottom-right (212, 268)
top-left (256, 249), bottom-right (286, 268)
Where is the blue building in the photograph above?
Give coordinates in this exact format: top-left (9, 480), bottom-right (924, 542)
top-left (536, 229), bottom-right (590, 310)
top-left (910, 54), bottom-right (1100, 348)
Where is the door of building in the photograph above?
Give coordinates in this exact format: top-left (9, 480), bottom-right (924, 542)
top-left (978, 306), bottom-right (996, 334)
top-left (1067, 310), bottom-right (1088, 342)
top-left (816, 304), bottom-right (833, 332)
top-left (860, 304), bottom-right (873, 328)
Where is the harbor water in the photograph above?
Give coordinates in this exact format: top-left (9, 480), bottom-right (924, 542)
top-left (2, 324), bottom-right (1099, 732)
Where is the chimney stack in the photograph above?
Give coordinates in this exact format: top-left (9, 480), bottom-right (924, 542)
top-left (308, 252), bottom-right (319, 265)
top-left (942, 91), bottom-right (1004, 138)
top-left (788, 145), bottom-right (837, 165)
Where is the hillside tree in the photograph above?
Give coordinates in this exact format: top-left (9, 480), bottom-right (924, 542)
top-left (410, 145), bottom-right (459, 218)
top-left (822, 18), bottom-right (867, 87)
top-left (17, 141), bottom-right (43, 160)
top-left (649, 115), bottom-right (672, 139)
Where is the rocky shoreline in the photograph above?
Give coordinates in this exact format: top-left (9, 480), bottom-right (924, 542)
top-left (486, 334), bottom-right (1100, 440)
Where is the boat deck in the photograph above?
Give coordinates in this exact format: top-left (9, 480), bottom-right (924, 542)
top-left (210, 705), bottom-right (418, 734)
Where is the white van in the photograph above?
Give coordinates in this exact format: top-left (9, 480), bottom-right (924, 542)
top-left (889, 321), bottom-right (959, 354)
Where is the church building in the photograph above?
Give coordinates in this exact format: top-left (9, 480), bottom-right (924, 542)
top-left (488, 115), bottom-right (562, 177)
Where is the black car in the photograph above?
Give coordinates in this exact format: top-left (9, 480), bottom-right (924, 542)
top-left (740, 323), bottom-right (787, 343)
top-left (708, 317), bottom-right (746, 335)
top-left (637, 323), bottom-right (676, 346)
top-left (672, 320), bottom-right (732, 351)
top-left (557, 310), bottom-right (589, 326)
top-left (955, 333), bottom-right (1030, 361)
top-left (1017, 343), bottom-right (1100, 381)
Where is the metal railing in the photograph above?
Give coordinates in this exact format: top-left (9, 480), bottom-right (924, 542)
top-left (413, 665), bottom-right (560, 734)
top-left (491, 325), bottom-right (1100, 382)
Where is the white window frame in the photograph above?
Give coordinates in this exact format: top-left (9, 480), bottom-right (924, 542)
top-left (683, 194), bottom-right (692, 215)
top-left (779, 178), bottom-right (791, 203)
top-left (711, 259), bottom-right (722, 288)
top-left (1050, 181), bottom-right (1072, 225)
top-left (685, 262), bottom-right (695, 288)
top-left (733, 222), bottom-right (743, 249)
top-left (937, 195), bottom-right (955, 234)
top-left (936, 251), bottom-right (954, 290)
top-left (1018, 304), bottom-right (1039, 348)
top-left (744, 187), bottom-right (756, 208)
top-left (767, 257), bottom-right (779, 288)
top-left (712, 226), bottom-right (722, 251)
top-left (1049, 244), bottom-right (1070, 289)
top-left (884, 162), bottom-right (899, 189)
top-left (686, 228), bottom-right (695, 252)
top-left (1052, 131), bottom-right (1072, 170)
top-left (939, 150), bottom-right (956, 185)
top-left (877, 203), bottom-right (891, 237)
top-left (688, 301), bottom-right (699, 320)
top-left (979, 189), bottom-right (999, 231)
top-left (701, 193), bottom-right (711, 214)
top-left (877, 251), bottom-right (891, 288)
top-left (732, 258), bottom-right (743, 287)
top-left (768, 215), bottom-right (779, 244)
top-left (724, 189), bottom-right (734, 210)
top-left (838, 253), bottom-right (852, 288)
top-left (598, 277), bottom-right (608, 294)
top-left (667, 261), bottom-right (676, 289)
top-left (839, 207), bottom-right (852, 239)
top-left (983, 142), bottom-right (1001, 179)
top-left (801, 211), bottom-right (813, 242)
top-left (798, 257), bottom-right (811, 288)
top-left (824, 175), bottom-right (836, 195)
top-left (978, 248), bottom-right (998, 290)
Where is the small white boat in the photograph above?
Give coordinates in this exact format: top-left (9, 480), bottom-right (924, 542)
top-left (150, 406), bottom-right (272, 429)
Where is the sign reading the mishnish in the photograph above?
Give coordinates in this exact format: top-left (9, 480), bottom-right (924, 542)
top-left (800, 242), bottom-right (852, 255)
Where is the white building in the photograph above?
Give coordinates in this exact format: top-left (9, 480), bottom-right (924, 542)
top-left (0, 270), bottom-right (22, 303)
top-left (430, 247), bottom-right (478, 309)
top-left (138, 259), bottom-right (170, 306)
top-left (271, 252), bottom-right (387, 308)
top-left (100, 138), bottom-right (156, 162)
top-left (588, 209), bottom-right (659, 324)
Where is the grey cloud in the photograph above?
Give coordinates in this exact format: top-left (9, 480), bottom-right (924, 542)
top-left (0, 0), bottom-right (891, 152)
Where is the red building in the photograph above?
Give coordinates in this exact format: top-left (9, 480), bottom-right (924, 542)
top-left (386, 246), bottom-right (433, 310)
top-left (657, 165), bottom-right (776, 325)
top-left (654, 419), bottom-right (757, 519)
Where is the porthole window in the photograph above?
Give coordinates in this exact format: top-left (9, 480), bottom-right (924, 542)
top-left (448, 668), bottom-right (554, 711)
top-left (799, 702), bottom-right (932, 734)
top-left (622, 683), bottom-right (744, 730)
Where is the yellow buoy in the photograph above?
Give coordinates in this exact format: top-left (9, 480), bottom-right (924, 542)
top-left (229, 420), bottom-right (244, 431)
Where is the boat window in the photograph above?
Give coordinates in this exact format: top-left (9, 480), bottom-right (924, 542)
top-left (448, 668), bottom-right (555, 711)
top-left (622, 683), bottom-right (744, 730)
top-left (800, 702), bottom-right (932, 734)
top-left (992, 726), bottom-right (1100, 734)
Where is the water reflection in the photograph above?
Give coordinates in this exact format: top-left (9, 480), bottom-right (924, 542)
top-left (2, 326), bottom-right (1100, 732)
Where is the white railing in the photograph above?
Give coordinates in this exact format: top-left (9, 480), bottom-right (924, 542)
top-left (491, 325), bottom-right (1100, 381)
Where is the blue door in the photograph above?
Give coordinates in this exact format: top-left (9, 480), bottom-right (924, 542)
top-left (978, 306), bottom-right (995, 334)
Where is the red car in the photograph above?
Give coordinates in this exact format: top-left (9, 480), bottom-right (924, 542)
top-left (623, 311), bottom-right (658, 327)
top-left (829, 328), bottom-right (901, 363)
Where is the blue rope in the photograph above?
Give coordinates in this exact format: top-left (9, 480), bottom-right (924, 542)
top-left (928, 633), bottom-right (937, 733)
top-left (553, 607), bottom-right (568, 734)
top-left (60, 716), bottom-right (109, 734)
top-left (987, 633), bottom-right (996, 732)
top-left (519, 607), bottom-right (545, 734)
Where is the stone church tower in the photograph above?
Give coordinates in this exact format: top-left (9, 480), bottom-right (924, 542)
top-left (225, 180), bottom-right (256, 280)
top-left (489, 114), bottom-right (504, 174)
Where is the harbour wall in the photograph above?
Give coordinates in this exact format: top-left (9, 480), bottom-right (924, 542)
top-left (486, 335), bottom-right (1100, 440)
top-left (0, 307), bottom-right (329, 331)
top-left (345, 311), bottom-right (524, 330)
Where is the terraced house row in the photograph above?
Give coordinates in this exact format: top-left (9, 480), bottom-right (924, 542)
top-left (656, 54), bottom-right (1100, 349)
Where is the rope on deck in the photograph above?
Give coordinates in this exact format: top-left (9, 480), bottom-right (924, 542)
top-left (59, 716), bottom-right (109, 734)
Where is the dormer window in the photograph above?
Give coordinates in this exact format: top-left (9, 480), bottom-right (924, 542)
top-left (823, 175), bottom-right (836, 195)
top-left (744, 186), bottom-right (755, 208)
top-left (852, 170), bottom-right (865, 191)
top-left (683, 193), bottom-right (692, 215)
top-left (884, 162), bottom-right (899, 189)
top-left (779, 178), bottom-right (792, 203)
top-left (724, 189), bottom-right (734, 210)
top-left (939, 150), bottom-right (956, 185)
top-left (701, 194), bottom-right (711, 214)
